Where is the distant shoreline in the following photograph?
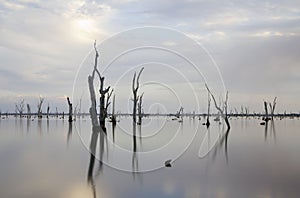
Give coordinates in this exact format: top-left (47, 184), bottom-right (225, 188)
top-left (2, 113), bottom-right (300, 118)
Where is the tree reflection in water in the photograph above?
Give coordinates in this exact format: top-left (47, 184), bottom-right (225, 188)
top-left (87, 126), bottom-right (107, 198)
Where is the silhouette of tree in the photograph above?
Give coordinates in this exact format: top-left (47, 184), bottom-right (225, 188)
top-left (205, 84), bottom-right (230, 130)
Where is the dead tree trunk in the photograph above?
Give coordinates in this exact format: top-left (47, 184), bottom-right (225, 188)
top-left (205, 84), bottom-right (230, 130)
top-left (241, 106), bottom-right (244, 117)
top-left (99, 77), bottom-right (110, 129)
top-left (67, 97), bottom-right (73, 122)
top-left (234, 108), bottom-right (238, 116)
top-left (245, 107), bottom-right (249, 117)
top-left (132, 67), bottom-right (144, 153)
top-left (88, 41), bottom-right (112, 133)
top-left (27, 104), bottom-right (31, 119)
top-left (224, 91), bottom-right (230, 129)
top-left (132, 67), bottom-right (144, 124)
top-left (206, 91), bottom-right (211, 128)
top-left (87, 41), bottom-right (109, 183)
top-left (99, 78), bottom-right (110, 130)
top-left (55, 107), bottom-right (58, 118)
top-left (104, 89), bottom-right (113, 120)
top-left (37, 96), bottom-right (44, 119)
top-left (47, 103), bottom-right (50, 119)
top-left (263, 101), bottom-right (269, 122)
top-left (111, 94), bottom-right (116, 125)
top-left (88, 41), bottom-right (102, 128)
top-left (137, 93), bottom-right (144, 125)
top-left (269, 97), bottom-right (277, 120)
top-left (87, 41), bottom-right (101, 131)
top-left (15, 99), bottom-right (25, 118)
top-left (88, 74), bottom-right (98, 127)
top-left (176, 107), bottom-right (183, 118)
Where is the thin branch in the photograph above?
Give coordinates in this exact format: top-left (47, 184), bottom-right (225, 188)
top-left (205, 83), bottom-right (223, 115)
top-left (67, 97), bottom-right (72, 106)
top-left (105, 89), bottom-right (114, 110)
top-left (136, 67), bottom-right (144, 91)
top-left (132, 72), bottom-right (136, 92)
top-left (92, 40), bottom-right (101, 79)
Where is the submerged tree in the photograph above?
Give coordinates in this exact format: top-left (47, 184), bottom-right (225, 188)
top-left (269, 97), bottom-right (277, 120)
top-left (27, 104), bottom-right (31, 119)
top-left (15, 99), bottom-right (25, 118)
top-left (262, 97), bottom-right (277, 123)
top-left (111, 94), bottom-right (116, 125)
top-left (131, 67), bottom-right (144, 153)
top-left (87, 40), bottom-right (112, 136)
top-left (137, 93), bottom-right (144, 125)
top-left (47, 103), bottom-right (50, 119)
top-left (88, 44), bottom-right (99, 128)
top-left (37, 96), bottom-right (44, 119)
top-left (99, 78), bottom-right (111, 129)
top-left (88, 42), bottom-right (112, 129)
top-left (206, 91), bottom-right (211, 128)
top-left (263, 101), bottom-right (269, 122)
top-left (55, 107), bottom-right (58, 118)
top-left (175, 107), bottom-right (184, 122)
top-left (205, 84), bottom-right (230, 130)
top-left (67, 97), bottom-right (73, 122)
top-left (132, 67), bottom-right (144, 124)
top-left (105, 89), bottom-right (113, 120)
top-left (86, 41), bottom-right (112, 196)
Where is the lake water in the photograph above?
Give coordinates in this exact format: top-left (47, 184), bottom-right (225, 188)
top-left (0, 116), bottom-right (300, 198)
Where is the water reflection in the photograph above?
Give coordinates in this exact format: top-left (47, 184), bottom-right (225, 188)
top-left (27, 118), bottom-right (30, 134)
top-left (264, 121), bottom-right (268, 141)
top-left (263, 120), bottom-right (277, 143)
top-left (214, 128), bottom-right (230, 164)
top-left (111, 121), bottom-right (116, 143)
top-left (87, 126), bottom-right (107, 198)
top-left (199, 121), bottom-right (231, 164)
top-left (98, 128), bottom-right (105, 174)
top-left (271, 120), bottom-right (277, 143)
top-left (38, 119), bottom-right (42, 135)
top-left (87, 127), bottom-right (99, 198)
top-left (1, 117), bottom-right (300, 197)
top-left (132, 122), bottom-right (138, 173)
top-left (20, 118), bottom-right (23, 133)
top-left (67, 122), bottom-right (73, 146)
top-left (204, 124), bottom-right (230, 165)
top-left (47, 119), bottom-right (49, 133)
top-left (132, 121), bottom-right (143, 183)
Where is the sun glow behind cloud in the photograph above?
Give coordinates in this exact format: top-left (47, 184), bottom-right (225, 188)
top-left (72, 18), bottom-right (98, 41)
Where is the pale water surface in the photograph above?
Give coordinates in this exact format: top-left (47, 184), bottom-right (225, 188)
top-left (0, 117), bottom-right (300, 198)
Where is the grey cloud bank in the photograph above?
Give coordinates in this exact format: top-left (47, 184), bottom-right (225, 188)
top-left (0, 0), bottom-right (300, 113)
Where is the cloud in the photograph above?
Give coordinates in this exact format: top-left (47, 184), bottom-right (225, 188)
top-left (0, 0), bottom-right (300, 112)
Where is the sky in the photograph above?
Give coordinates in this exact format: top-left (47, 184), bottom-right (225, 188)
top-left (0, 0), bottom-right (300, 114)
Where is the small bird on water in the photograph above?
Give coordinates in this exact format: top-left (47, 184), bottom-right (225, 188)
top-left (165, 159), bottom-right (172, 167)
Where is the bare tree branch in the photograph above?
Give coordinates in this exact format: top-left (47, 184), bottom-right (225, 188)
top-left (37, 96), bottom-right (44, 119)
top-left (205, 84), bottom-right (223, 114)
top-left (15, 99), bottom-right (25, 117)
top-left (136, 67), bottom-right (144, 91)
top-left (205, 83), bottom-right (230, 129)
top-left (132, 67), bottom-right (144, 124)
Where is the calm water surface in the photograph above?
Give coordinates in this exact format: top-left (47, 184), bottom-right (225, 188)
top-left (0, 117), bottom-right (300, 198)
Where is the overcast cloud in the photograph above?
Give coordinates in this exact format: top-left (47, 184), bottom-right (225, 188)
top-left (0, 0), bottom-right (300, 113)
